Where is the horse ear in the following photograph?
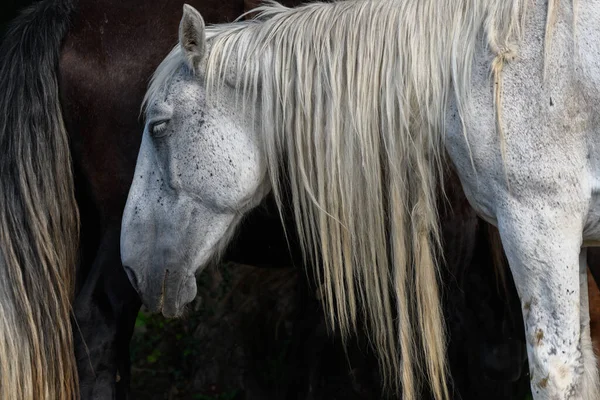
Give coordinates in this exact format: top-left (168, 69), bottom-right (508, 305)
top-left (179, 4), bottom-right (206, 70)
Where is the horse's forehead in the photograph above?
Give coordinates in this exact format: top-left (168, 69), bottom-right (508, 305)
top-left (166, 73), bottom-right (201, 103)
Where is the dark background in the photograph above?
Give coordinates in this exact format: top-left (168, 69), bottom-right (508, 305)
top-left (0, 0), bottom-right (36, 36)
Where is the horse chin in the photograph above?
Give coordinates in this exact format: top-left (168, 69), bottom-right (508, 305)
top-left (160, 300), bottom-right (187, 319)
top-left (144, 272), bottom-right (198, 318)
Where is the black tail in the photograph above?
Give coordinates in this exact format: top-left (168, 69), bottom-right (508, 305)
top-left (0, 0), bottom-right (80, 398)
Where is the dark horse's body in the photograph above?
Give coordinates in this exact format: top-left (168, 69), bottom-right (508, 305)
top-left (3, 0), bottom-right (595, 399)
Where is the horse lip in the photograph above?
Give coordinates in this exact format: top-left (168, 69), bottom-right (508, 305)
top-left (124, 266), bottom-right (195, 317)
top-left (160, 301), bottom-right (181, 318)
top-left (164, 272), bottom-right (197, 318)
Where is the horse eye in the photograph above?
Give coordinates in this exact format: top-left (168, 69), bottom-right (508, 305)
top-left (150, 120), bottom-right (169, 137)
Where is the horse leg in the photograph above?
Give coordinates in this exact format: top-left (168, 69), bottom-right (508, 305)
top-left (74, 223), bottom-right (141, 400)
top-left (106, 236), bottom-right (142, 400)
top-left (497, 207), bottom-right (599, 400)
top-left (74, 226), bottom-right (121, 399)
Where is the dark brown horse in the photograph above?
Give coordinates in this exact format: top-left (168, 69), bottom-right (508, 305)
top-left (1, 0), bottom-right (598, 399)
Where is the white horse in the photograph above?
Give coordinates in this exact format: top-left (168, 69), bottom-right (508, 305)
top-left (120, 0), bottom-right (600, 399)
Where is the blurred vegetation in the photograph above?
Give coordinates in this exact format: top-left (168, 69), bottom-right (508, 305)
top-left (130, 263), bottom-right (301, 400)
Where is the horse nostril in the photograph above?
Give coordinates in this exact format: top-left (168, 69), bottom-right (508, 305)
top-left (123, 265), bottom-right (140, 293)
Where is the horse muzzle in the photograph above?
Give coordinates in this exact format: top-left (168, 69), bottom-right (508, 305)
top-left (122, 263), bottom-right (197, 318)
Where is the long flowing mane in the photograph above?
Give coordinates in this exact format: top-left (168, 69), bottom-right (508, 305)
top-left (147, 0), bottom-right (551, 398)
